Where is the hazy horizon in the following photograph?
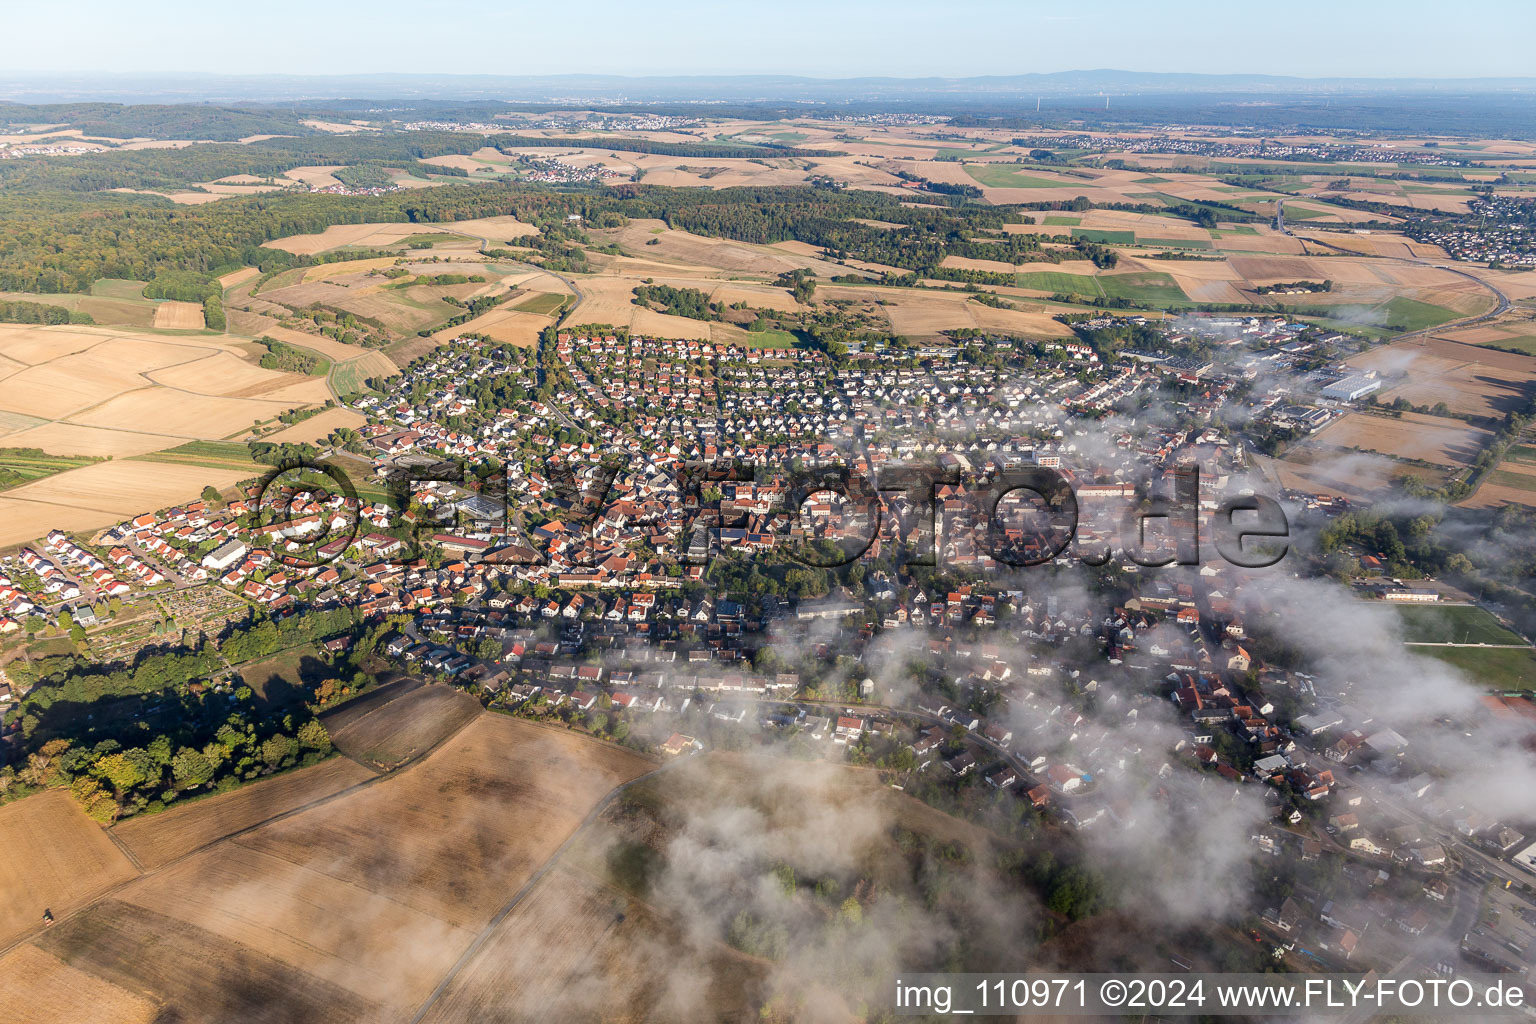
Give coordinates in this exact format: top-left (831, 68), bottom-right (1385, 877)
top-left (7, 0), bottom-right (1536, 81)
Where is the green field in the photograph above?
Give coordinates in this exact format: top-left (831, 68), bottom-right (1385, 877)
top-left (511, 292), bottom-right (569, 316)
top-left (0, 449), bottom-right (103, 491)
top-left (1416, 645), bottom-right (1536, 690)
top-left (1070, 228), bottom-right (1135, 245)
top-left (1133, 176), bottom-right (1171, 184)
top-left (1400, 184), bottom-right (1476, 197)
top-left (1506, 443), bottom-right (1536, 463)
top-left (1097, 272), bottom-right (1189, 305)
top-left (130, 441), bottom-right (262, 473)
top-left (0, 289), bottom-right (156, 327)
top-left (742, 327), bottom-right (798, 349)
top-left (1015, 271), bottom-right (1102, 297)
top-left (255, 267), bottom-right (307, 295)
top-left (1138, 237), bottom-right (1213, 249)
top-left (329, 359), bottom-right (372, 396)
top-left (394, 232), bottom-right (466, 246)
top-left (91, 278), bottom-right (149, 299)
top-left (1397, 604), bottom-right (1527, 645)
top-left (964, 164), bottom-right (1091, 189)
top-left (1211, 225), bottom-right (1259, 237)
top-left (1296, 316), bottom-right (1398, 340)
top-left (1380, 296), bottom-right (1462, 332)
top-left (1043, 216), bottom-right (1081, 226)
top-left (1478, 335), bottom-right (1536, 356)
top-left (1280, 205), bottom-right (1342, 221)
top-left (1484, 468), bottom-right (1536, 492)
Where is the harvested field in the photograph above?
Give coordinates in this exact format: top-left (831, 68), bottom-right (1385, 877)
top-left (218, 267), bottom-right (260, 289)
top-left (941, 254), bottom-right (1022, 274)
top-left (1349, 338), bottom-right (1536, 421)
top-left (300, 256), bottom-right (400, 282)
top-left (111, 757), bottom-right (376, 869)
top-left (437, 215), bottom-right (539, 244)
top-left (417, 863), bottom-right (753, 1024)
top-left (325, 680), bottom-right (483, 771)
top-left (151, 301), bottom-right (205, 330)
top-left (0, 791), bottom-right (140, 949)
top-left (0, 421), bottom-right (172, 458)
top-left (1312, 411), bottom-right (1492, 467)
top-left (0, 324), bottom-right (334, 515)
top-left (4, 714), bottom-right (653, 1023)
top-left (430, 305), bottom-right (547, 347)
top-left (33, 900), bottom-right (378, 1024)
top-left (262, 221), bottom-right (432, 255)
top-left (239, 715), bottom-right (653, 928)
top-left (608, 220), bottom-right (817, 275)
top-left (119, 844), bottom-right (474, 1013)
top-left (263, 406), bottom-right (366, 443)
top-left (0, 459), bottom-right (258, 547)
top-left (0, 945), bottom-right (158, 1024)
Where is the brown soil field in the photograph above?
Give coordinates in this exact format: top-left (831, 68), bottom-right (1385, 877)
top-left (417, 751), bottom-right (1023, 1021)
top-left (33, 899), bottom-right (378, 1023)
top-left (118, 844), bottom-right (474, 1014)
top-left (1227, 255), bottom-right (1320, 285)
top-left (417, 862), bottom-right (755, 1024)
top-left (0, 945), bottom-right (159, 1024)
top-left (569, 277), bottom-right (713, 340)
top-left (3, 715), bottom-right (654, 1023)
top-left (1263, 450), bottom-right (1435, 504)
top-left (239, 715), bottom-right (653, 928)
top-left (1299, 231), bottom-right (1448, 260)
top-left (1462, 478), bottom-right (1536, 509)
top-left (1212, 230), bottom-right (1307, 255)
top-left (0, 327), bottom-right (334, 503)
top-left (1349, 338), bottom-right (1536, 420)
top-left (150, 301), bottom-right (205, 330)
top-left (0, 791), bottom-right (140, 949)
top-left (111, 757), bottom-right (377, 869)
top-left (326, 681), bottom-right (483, 771)
top-left (151, 349), bottom-right (318, 398)
top-left (68, 387), bottom-right (304, 437)
top-left (1312, 411), bottom-right (1493, 466)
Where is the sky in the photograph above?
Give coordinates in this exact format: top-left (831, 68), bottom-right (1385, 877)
top-left (6, 0), bottom-right (1536, 81)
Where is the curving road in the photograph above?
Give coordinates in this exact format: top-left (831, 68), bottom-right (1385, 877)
top-left (1277, 199), bottom-right (1513, 340)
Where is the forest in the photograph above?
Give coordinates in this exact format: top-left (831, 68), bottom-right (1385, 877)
top-left (0, 180), bottom-right (1048, 295)
top-left (0, 101), bottom-right (321, 141)
top-left (495, 135), bottom-right (839, 159)
top-left (0, 131), bottom-right (480, 194)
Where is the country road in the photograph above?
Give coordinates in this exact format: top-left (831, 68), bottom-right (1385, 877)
top-left (1278, 199), bottom-right (1513, 338)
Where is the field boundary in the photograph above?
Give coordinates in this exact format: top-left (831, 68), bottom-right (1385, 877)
top-left (406, 748), bottom-right (674, 1024)
top-left (0, 680), bottom-right (480, 963)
